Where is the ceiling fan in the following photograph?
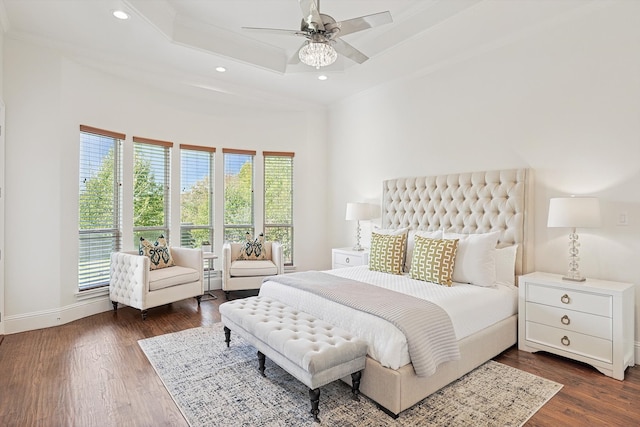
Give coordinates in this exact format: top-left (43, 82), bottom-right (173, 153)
top-left (242, 0), bottom-right (393, 69)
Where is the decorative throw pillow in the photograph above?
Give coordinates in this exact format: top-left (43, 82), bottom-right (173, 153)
top-left (368, 231), bottom-right (407, 275)
top-left (139, 234), bottom-right (175, 270)
top-left (372, 226), bottom-right (409, 271)
top-left (444, 231), bottom-right (499, 287)
top-left (409, 236), bottom-right (459, 286)
top-left (237, 232), bottom-right (267, 260)
top-left (406, 229), bottom-right (443, 273)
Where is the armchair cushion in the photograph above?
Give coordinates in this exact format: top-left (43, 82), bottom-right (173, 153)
top-left (148, 265), bottom-right (200, 291)
top-left (229, 260), bottom-right (278, 277)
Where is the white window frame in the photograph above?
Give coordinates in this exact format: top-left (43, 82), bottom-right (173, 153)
top-left (78, 125), bottom-right (124, 290)
top-left (223, 149), bottom-right (255, 243)
top-left (132, 136), bottom-right (172, 246)
top-left (180, 144), bottom-right (215, 248)
top-left (263, 151), bottom-right (294, 265)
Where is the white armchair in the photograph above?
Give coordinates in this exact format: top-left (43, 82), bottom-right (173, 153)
top-left (110, 247), bottom-right (204, 319)
top-left (222, 241), bottom-right (284, 299)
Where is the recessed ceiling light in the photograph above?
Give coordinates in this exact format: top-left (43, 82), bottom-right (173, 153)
top-left (216, 66), bottom-right (227, 73)
top-left (113, 10), bottom-right (129, 20)
top-left (318, 75), bottom-right (328, 81)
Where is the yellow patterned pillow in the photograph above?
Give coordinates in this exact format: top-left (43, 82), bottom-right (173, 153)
top-left (409, 236), bottom-right (459, 286)
top-left (369, 231), bottom-right (407, 275)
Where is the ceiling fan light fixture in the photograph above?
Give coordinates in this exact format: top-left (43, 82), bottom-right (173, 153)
top-left (299, 41), bottom-right (337, 69)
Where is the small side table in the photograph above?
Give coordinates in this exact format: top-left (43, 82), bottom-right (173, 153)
top-left (203, 252), bottom-right (218, 300)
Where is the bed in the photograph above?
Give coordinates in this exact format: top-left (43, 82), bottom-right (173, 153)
top-left (259, 168), bottom-right (533, 416)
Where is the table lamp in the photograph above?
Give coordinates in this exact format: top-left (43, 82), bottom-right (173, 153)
top-left (345, 202), bottom-right (373, 251)
top-left (547, 196), bottom-right (601, 282)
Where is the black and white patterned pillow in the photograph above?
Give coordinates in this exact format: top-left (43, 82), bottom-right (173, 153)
top-left (139, 234), bottom-right (175, 270)
top-left (237, 232), bottom-right (267, 260)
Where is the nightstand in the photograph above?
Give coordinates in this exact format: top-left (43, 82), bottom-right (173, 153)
top-left (332, 247), bottom-right (369, 269)
top-left (518, 272), bottom-right (635, 380)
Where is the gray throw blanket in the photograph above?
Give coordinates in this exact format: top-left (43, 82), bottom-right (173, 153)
top-left (264, 271), bottom-right (460, 377)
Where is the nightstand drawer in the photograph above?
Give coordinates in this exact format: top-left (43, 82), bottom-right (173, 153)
top-left (526, 283), bottom-right (612, 317)
top-left (526, 321), bottom-right (612, 363)
top-left (526, 302), bottom-right (612, 340)
top-left (334, 252), bottom-right (364, 267)
top-left (332, 248), bottom-right (368, 269)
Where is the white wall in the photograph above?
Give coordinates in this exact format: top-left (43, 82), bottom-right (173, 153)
top-left (3, 38), bottom-right (329, 332)
top-left (327, 2), bottom-right (640, 338)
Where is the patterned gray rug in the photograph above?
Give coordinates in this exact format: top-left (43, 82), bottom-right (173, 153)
top-left (139, 324), bottom-right (562, 427)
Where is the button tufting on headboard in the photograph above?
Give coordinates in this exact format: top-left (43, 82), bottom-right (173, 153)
top-left (382, 169), bottom-right (530, 275)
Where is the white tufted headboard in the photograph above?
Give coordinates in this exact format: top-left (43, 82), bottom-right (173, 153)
top-left (382, 169), bottom-right (533, 276)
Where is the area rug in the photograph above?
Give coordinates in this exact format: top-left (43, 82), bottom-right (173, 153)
top-left (139, 324), bottom-right (562, 427)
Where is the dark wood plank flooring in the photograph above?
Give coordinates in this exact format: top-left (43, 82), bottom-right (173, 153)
top-left (1, 290), bottom-right (638, 426)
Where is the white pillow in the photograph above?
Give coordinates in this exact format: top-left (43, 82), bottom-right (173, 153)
top-left (495, 245), bottom-right (518, 286)
top-left (406, 229), bottom-right (443, 272)
top-left (444, 231), bottom-right (500, 287)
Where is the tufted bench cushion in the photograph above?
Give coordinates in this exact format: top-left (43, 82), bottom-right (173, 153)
top-left (220, 296), bottom-right (368, 421)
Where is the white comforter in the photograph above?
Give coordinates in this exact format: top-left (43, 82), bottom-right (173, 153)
top-left (259, 265), bottom-right (517, 370)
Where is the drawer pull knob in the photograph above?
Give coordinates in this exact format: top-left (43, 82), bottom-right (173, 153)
top-left (345, 257), bottom-right (350, 264)
top-left (560, 294), bottom-right (571, 304)
top-left (561, 336), bottom-right (571, 346)
top-left (561, 315), bottom-right (571, 325)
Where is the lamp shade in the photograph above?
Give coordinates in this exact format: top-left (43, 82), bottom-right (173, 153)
top-left (547, 197), bottom-right (601, 228)
top-left (345, 202), bottom-right (373, 221)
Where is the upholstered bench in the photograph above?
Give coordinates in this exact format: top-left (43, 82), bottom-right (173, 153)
top-left (219, 296), bottom-right (368, 422)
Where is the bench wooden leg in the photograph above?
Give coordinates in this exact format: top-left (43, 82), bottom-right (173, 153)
top-left (309, 388), bottom-right (320, 423)
top-left (351, 371), bottom-right (362, 401)
top-left (223, 326), bottom-right (231, 347)
top-left (257, 351), bottom-right (266, 377)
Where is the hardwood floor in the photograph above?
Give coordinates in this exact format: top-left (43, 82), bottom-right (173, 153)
top-left (1, 290), bottom-right (639, 426)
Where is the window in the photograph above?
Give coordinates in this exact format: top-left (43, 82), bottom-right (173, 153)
top-left (133, 136), bottom-right (172, 246)
top-left (180, 145), bottom-right (215, 248)
top-left (223, 149), bottom-right (255, 242)
top-left (78, 125), bottom-right (123, 290)
top-left (264, 152), bottom-right (294, 265)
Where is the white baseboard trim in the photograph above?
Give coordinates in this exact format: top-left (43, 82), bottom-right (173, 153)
top-left (4, 295), bottom-right (112, 334)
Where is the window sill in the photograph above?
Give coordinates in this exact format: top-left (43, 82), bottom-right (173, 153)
top-left (75, 286), bottom-right (109, 301)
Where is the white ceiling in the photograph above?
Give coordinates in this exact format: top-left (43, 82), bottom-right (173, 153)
top-left (1, 0), bottom-right (595, 110)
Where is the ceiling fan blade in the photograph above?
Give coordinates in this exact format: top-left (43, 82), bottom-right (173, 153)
top-left (242, 27), bottom-right (306, 37)
top-left (288, 43), bottom-right (305, 65)
top-left (299, 0), bottom-right (324, 32)
top-left (328, 11), bottom-right (392, 38)
top-left (334, 38), bottom-right (369, 64)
